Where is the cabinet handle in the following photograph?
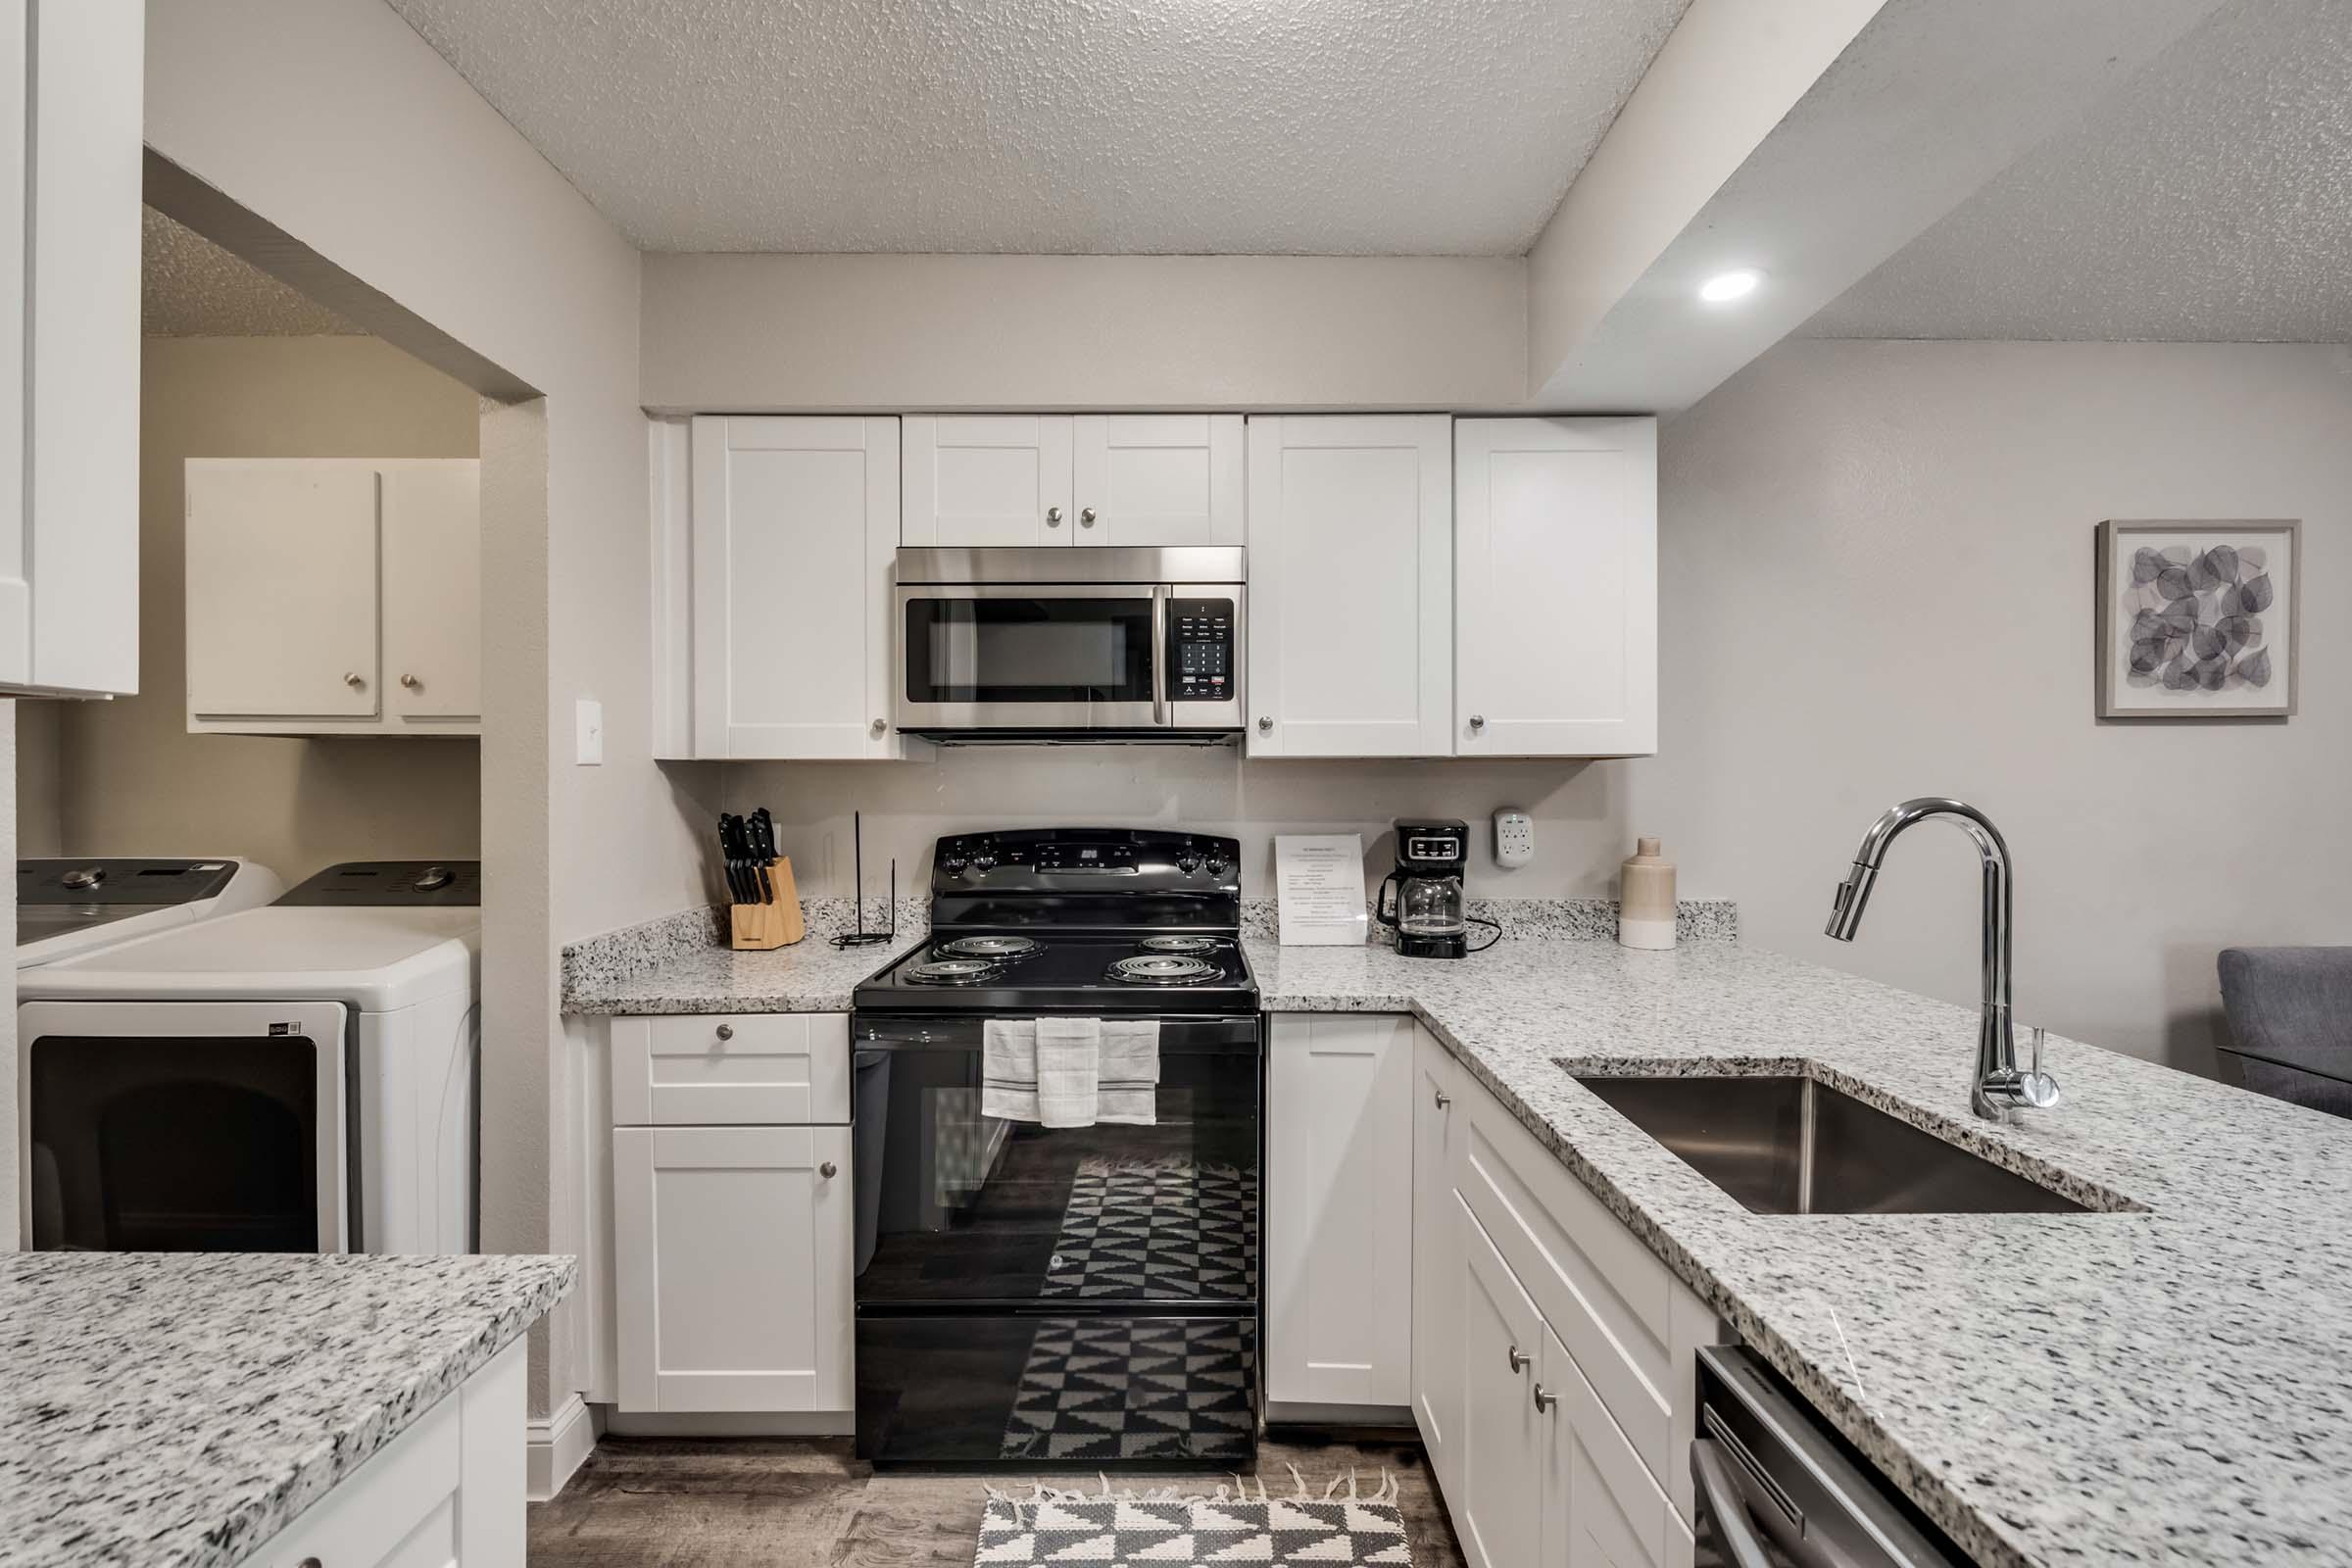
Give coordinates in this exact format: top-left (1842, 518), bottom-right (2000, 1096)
top-left (819, 1161), bottom-right (838, 1179)
top-left (298, 1558), bottom-right (323, 1568)
top-left (343, 671), bottom-right (365, 688)
top-left (715, 1023), bottom-right (734, 1041)
top-left (1435, 1090), bottom-right (1452, 1109)
top-left (1469, 714), bottom-right (1486, 731)
top-left (1080, 507), bottom-right (1097, 527)
top-left (1257, 716), bottom-right (1273, 733)
top-left (1046, 506), bottom-right (1062, 526)
top-left (870, 717), bottom-right (887, 736)
top-left (1507, 1345), bottom-right (1530, 1373)
top-left (1533, 1383), bottom-right (1557, 1413)
top-left (400, 673), bottom-right (420, 689)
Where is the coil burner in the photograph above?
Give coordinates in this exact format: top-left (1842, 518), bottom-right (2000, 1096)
top-left (904, 956), bottom-right (1007, 986)
top-left (936, 935), bottom-right (1043, 962)
top-left (1106, 954), bottom-right (1221, 986)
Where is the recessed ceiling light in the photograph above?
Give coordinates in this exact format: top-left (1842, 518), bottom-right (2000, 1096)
top-left (1698, 270), bottom-right (1761, 304)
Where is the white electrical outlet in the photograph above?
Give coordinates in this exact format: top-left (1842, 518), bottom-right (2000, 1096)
top-left (1494, 808), bottom-right (1534, 869)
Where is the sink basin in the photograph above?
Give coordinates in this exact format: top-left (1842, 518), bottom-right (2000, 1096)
top-left (1571, 1073), bottom-right (2089, 1215)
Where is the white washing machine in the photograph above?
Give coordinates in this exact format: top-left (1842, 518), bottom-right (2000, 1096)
top-left (17, 857), bottom-right (284, 968)
top-left (17, 860), bottom-right (480, 1255)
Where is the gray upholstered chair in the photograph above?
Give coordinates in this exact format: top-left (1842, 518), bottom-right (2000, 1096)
top-left (2216, 948), bottom-right (2352, 1119)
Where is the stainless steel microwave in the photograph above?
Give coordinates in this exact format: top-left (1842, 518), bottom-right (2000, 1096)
top-left (895, 547), bottom-right (1245, 743)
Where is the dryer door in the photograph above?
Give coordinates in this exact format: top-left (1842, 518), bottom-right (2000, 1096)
top-left (18, 1000), bottom-right (349, 1251)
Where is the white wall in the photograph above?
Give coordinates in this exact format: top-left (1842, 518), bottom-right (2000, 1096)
top-left (1630, 339), bottom-right (2351, 1073)
top-left (18, 336), bottom-right (481, 883)
top-left (641, 253), bottom-right (1530, 413)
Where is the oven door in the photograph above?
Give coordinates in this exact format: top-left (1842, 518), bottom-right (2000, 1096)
top-left (898, 584), bottom-right (1166, 731)
top-left (851, 1013), bottom-right (1260, 1307)
top-left (18, 1000), bottom-right (350, 1252)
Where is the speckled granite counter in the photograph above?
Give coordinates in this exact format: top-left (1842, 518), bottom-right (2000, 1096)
top-left (564, 926), bottom-right (2352, 1568)
top-left (564, 927), bottom-right (924, 1013)
top-left (0, 1251), bottom-right (576, 1568)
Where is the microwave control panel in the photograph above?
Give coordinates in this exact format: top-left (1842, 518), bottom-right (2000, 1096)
top-left (1166, 598), bottom-right (1237, 702)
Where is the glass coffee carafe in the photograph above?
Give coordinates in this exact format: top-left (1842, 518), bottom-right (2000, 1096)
top-left (1376, 870), bottom-right (1469, 958)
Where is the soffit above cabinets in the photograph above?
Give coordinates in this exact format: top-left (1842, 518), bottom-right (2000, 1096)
top-left (381, 0), bottom-right (1689, 256)
top-left (1803, 0), bottom-right (2352, 343)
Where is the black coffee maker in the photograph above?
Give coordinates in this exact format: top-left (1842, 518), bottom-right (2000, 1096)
top-left (1376, 819), bottom-right (1470, 958)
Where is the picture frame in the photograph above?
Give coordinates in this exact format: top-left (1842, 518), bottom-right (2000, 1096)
top-left (2095, 518), bottom-right (2299, 719)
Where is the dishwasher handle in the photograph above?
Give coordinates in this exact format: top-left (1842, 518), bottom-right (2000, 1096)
top-left (1692, 1439), bottom-right (1784, 1568)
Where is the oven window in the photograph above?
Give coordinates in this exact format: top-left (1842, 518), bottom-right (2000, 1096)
top-left (26, 1036), bottom-right (320, 1251)
top-left (905, 598), bottom-right (1154, 705)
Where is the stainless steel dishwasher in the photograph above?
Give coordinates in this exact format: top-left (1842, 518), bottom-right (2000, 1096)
top-left (1692, 1347), bottom-right (1963, 1568)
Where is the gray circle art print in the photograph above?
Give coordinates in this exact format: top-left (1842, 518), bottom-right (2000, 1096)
top-left (2124, 543), bottom-right (2275, 693)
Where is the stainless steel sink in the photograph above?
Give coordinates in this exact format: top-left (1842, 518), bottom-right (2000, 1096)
top-left (1570, 1073), bottom-right (2090, 1215)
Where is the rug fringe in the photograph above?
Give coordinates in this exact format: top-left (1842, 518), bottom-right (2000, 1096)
top-left (983, 1467), bottom-right (1399, 1525)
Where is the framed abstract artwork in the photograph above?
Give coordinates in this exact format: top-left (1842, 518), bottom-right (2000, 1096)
top-left (2096, 519), bottom-right (2299, 718)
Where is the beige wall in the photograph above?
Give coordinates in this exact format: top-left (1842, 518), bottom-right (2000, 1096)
top-left (641, 253), bottom-right (1531, 413)
top-left (19, 336), bottom-right (482, 883)
top-left (14, 698), bottom-right (62, 856)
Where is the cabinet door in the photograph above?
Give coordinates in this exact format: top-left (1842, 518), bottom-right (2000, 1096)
top-left (902, 414), bottom-right (1074, 546)
top-left (612, 1124), bottom-right (853, 1413)
top-left (1266, 1012), bottom-right (1415, 1409)
top-left (186, 462), bottom-right (381, 718)
top-left (382, 463), bottom-right (481, 722)
top-left (692, 416), bottom-right (902, 759)
top-left (1071, 414), bottom-right (1243, 546)
top-left (1246, 415), bottom-right (1451, 757)
top-left (1410, 1026), bottom-right (1465, 1498)
top-left (1454, 417), bottom-right (1656, 758)
top-left (1457, 1203), bottom-right (1547, 1568)
top-left (1541, 1324), bottom-right (1679, 1568)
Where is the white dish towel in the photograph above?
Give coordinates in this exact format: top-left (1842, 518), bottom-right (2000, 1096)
top-left (1097, 1019), bottom-right (1161, 1126)
top-left (982, 1019), bottom-right (1040, 1124)
top-left (1033, 1015), bottom-right (1102, 1128)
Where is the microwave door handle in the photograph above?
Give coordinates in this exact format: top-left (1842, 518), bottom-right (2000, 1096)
top-left (1151, 586), bottom-right (1168, 725)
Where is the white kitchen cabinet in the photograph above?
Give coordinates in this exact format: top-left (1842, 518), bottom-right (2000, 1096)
top-left (1072, 415), bottom-right (1244, 546)
top-left (612, 1123), bottom-right (854, 1414)
top-left (253, 1338), bottom-right (525, 1568)
top-left (1265, 1012), bottom-right (1415, 1410)
top-left (0, 0), bottom-right (141, 697)
top-left (1453, 417), bottom-right (1656, 758)
top-left (689, 416), bottom-right (904, 759)
top-left (1245, 415), bottom-right (1451, 757)
top-left (609, 1012), bottom-right (852, 1128)
top-left (1540, 1324), bottom-right (1686, 1568)
top-left (903, 415), bottom-right (1073, 546)
top-left (184, 459), bottom-right (481, 735)
top-left (1456, 1202), bottom-right (1548, 1568)
top-left (1410, 1024), bottom-right (1466, 1499)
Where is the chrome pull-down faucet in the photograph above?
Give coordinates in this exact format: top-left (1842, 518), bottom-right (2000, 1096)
top-left (1826, 798), bottom-right (2060, 1123)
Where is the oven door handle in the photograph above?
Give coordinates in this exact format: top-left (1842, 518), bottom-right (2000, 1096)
top-left (1151, 586), bottom-right (1168, 725)
top-left (1691, 1440), bottom-right (1787, 1568)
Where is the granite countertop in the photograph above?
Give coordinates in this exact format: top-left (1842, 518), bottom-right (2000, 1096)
top-left (0, 1251), bottom-right (576, 1568)
top-left (565, 924), bottom-right (2352, 1568)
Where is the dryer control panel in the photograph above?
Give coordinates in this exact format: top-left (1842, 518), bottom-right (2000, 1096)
top-left (276, 860), bottom-right (482, 906)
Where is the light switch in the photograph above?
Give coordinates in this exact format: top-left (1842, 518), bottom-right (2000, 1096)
top-left (575, 698), bottom-right (604, 765)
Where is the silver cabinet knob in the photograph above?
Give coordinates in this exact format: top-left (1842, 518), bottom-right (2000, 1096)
top-left (1257, 716), bottom-right (1273, 733)
top-left (1046, 506), bottom-right (1062, 525)
top-left (1435, 1090), bottom-right (1451, 1109)
top-left (1469, 714), bottom-right (1486, 730)
top-left (1533, 1384), bottom-right (1557, 1413)
top-left (819, 1160), bottom-right (838, 1179)
top-left (870, 717), bottom-right (887, 736)
top-left (343, 671), bottom-right (365, 687)
top-left (1080, 507), bottom-right (1097, 527)
top-left (715, 1023), bottom-right (734, 1041)
top-left (1507, 1345), bottom-right (1530, 1373)
top-left (400, 673), bottom-right (420, 689)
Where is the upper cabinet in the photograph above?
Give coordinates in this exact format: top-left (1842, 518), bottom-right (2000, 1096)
top-left (185, 459), bottom-right (480, 736)
top-left (0, 0), bottom-right (142, 698)
top-left (655, 416), bottom-right (908, 760)
top-left (903, 414), bottom-right (1242, 547)
top-left (1246, 415), bottom-right (1453, 758)
top-left (1454, 417), bottom-right (1657, 758)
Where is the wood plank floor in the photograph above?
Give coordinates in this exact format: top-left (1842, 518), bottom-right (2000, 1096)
top-left (529, 1434), bottom-right (1468, 1567)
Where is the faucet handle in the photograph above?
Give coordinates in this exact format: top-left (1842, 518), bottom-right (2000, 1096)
top-left (2020, 1025), bottom-right (2061, 1108)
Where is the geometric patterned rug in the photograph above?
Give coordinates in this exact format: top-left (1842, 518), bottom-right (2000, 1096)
top-left (976, 1474), bottom-right (1411, 1565)
top-left (1000, 1316), bottom-right (1256, 1462)
top-left (1040, 1157), bottom-right (1257, 1301)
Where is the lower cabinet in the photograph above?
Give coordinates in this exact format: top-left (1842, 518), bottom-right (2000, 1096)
top-left (1265, 1012), bottom-right (1416, 1409)
top-left (253, 1339), bottom-right (524, 1568)
top-left (612, 1122), bottom-right (853, 1413)
top-left (1409, 1024), bottom-right (1465, 1497)
top-left (1455, 1204), bottom-right (1548, 1568)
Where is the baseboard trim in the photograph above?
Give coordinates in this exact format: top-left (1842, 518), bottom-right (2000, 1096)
top-left (527, 1393), bottom-right (596, 1502)
top-left (601, 1407), bottom-right (855, 1438)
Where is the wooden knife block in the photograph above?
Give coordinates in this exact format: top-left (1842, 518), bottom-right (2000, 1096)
top-left (728, 857), bottom-right (806, 950)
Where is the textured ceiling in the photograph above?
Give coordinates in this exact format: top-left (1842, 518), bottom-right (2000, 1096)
top-left (382, 0), bottom-right (1690, 255)
top-left (1804, 0), bottom-right (2352, 342)
top-left (143, 207), bottom-right (362, 336)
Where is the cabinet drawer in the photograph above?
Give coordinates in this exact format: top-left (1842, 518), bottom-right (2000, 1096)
top-left (612, 1013), bottom-right (851, 1125)
top-left (1458, 1082), bottom-right (1695, 1502)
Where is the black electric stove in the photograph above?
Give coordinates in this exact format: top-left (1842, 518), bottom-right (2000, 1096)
top-left (851, 828), bottom-right (1261, 1470)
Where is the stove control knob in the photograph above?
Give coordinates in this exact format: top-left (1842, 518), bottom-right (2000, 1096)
top-left (972, 855), bottom-right (998, 872)
top-left (1205, 857), bottom-right (1229, 876)
top-left (1177, 854), bottom-right (1200, 875)
top-left (942, 857), bottom-right (966, 876)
